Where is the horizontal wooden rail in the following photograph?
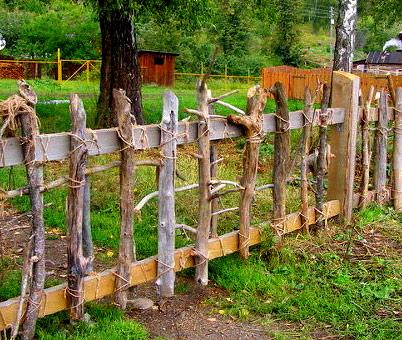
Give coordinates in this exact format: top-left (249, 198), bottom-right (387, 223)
top-left (0, 199), bottom-right (340, 330)
top-left (0, 109), bottom-right (345, 168)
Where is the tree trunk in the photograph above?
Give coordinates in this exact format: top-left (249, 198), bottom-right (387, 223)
top-left (333, 0), bottom-right (357, 72)
top-left (97, 2), bottom-right (144, 127)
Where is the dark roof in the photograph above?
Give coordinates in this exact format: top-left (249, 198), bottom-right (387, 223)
top-left (138, 50), bottom-right (179, 56)
top-left (366, 51), bottom-right (402, 65)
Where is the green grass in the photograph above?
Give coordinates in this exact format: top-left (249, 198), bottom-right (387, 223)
top-left (208, 204), bottom-right (402, 339)
top-left (36, 303), bottom-right (149, 340)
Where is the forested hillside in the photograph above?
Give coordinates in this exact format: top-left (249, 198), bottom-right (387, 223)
top-left (0, 0), bottom-right (400, 75)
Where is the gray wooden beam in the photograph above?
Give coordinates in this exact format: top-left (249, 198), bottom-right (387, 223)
top-left (0, 109), bottom-right (346, 168)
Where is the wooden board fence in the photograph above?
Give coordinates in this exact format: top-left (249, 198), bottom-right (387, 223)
top-left (262, 67), bottom-right (402, 101)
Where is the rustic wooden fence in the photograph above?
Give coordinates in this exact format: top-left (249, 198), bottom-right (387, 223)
top-left (0, 72), bottom-right (401, 338)
top-left (262, 66), bottom-right (402, 102)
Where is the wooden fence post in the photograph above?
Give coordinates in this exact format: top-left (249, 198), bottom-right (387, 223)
top-left (393, 88), bottom-right (402, 211)
top-left (156, 91), bottom-right (178, 297)
top-left (300, 88), bottom-right (313, 233)
top-left (195, 80), bottom-right (211, 286)
top-left (16, 81), bottom-right (46, 340)
top-left (327, 71), bottom-right (360, 223)
top-left (209, 142), bottom-right (219, 238)
top-left (270, 82), bottom-right (290, 236)
top-left (114, 89), bottom-right (136, 309)
top-left (315, 84), bottom-right (331, 229)
top-left (227, 85), bottom-right (267, 258)
top-left (374, 90), bottom-right (389, 204)
top-left (82, 176), bottom-right (93, 273)
top-left (67, 94), bottom-right (89, 321)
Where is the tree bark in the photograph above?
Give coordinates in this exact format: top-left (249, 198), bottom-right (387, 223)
top-left (97, 2), bottom-right (144, 127)
top-left (333, 0), bottom-right (357, 72)
top-left (114, 89), bottom-right (136, 309)
top-left (156, 91), bottom-right (178, 297)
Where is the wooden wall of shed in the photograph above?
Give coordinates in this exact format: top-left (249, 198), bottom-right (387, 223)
top-left (139, 52), bottom-right (176, 87)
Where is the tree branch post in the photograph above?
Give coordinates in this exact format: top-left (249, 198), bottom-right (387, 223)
top-left (270, 82), bottom-right (290, 237)
top-left (16, 81), bottom-right (46, 340)
top-left (156, 91), bottom-right (178, 297)
top-left (393, 88), bottom-right (402, 210)
top-left (67, 94), bottom-right (89, 321)
top-left (374, 90), bottom-right (389, 204)
top-left (300, 87), bottom-right (313, 233)
top-left (227, 85), bottom-right (267, 258)
top-left (315, 84), bottom-right (330, 229)
top-left (114, 89), bottom-right (136, 309)
top-left (195, 80), bottom-right (212, 286)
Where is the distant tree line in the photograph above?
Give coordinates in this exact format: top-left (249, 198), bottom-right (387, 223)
top-left (1, 0), bottom-right (400, 75)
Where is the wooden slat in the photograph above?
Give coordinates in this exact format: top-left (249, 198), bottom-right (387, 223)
top-left (0, 109), bottom-right (345, 168)
top-left (0, 200), bottom-right (340, 330)
top-left (327, 71), bottom-right (360, 223)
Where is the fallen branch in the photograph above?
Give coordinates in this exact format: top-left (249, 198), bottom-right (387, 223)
top-left (208, 90), bottom-right (239, 104)
top-left (2, 160), bottom-right (159, 199)
top-left (211, 207), bottom-right (239, 216)
top-left (214, 100), bottom-right (245, 115)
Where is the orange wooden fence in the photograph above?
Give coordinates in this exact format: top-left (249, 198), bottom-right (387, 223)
top-left (262, 66), bottom-right (402, 101)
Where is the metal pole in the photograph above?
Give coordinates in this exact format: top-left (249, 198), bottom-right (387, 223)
top-left (57, 48), bottom-right (62, 83)
top-left (86, 61), bottom-right (90, 83)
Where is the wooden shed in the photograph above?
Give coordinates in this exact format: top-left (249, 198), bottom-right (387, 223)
top-left (353, 51), bottom-right (402, 74)
top-left (138, 50), bottom-right (179, 87)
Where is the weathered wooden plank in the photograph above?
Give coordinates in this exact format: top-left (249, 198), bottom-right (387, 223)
top-left (0, 200), bottom-right (341, 331)
top-left (327, 71), bottom-right (360, 223)
top-left (0, 109), bottom-right (345, 168)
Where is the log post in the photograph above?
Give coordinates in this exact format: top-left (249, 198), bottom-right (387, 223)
top-left (208, 90), bottom-right (219, 238)
top-left (270, 82), bottom-right (290, 236)
top-left (327, 71), bottom-right (360, 223)
top-left (82, 176), bottom-right (93, 273)
top-left (156, 91), bottom-right (178, 297)
top-left (359, 85), bottom-right (374, 208)
top-left (393, 88), bottom-right (402, 211)
top-left (114, 89), bottom-right (136, 309)
top-left (374, 90), bottom-right (389, 204)
top-left (67, 94), bottom-right (89, 321)
top-left (227, 85), bottom-right (267, 258)
top-left (300, 88), bottom-right (313, 233)
top-left (209, 142), bottom-right (219, 238)
top-left (195, 80), bottom-right (211, 286)
top-left (16, 81), bottom-right (46, 340)
top-left (315, 84), bottom-right (330, 229)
